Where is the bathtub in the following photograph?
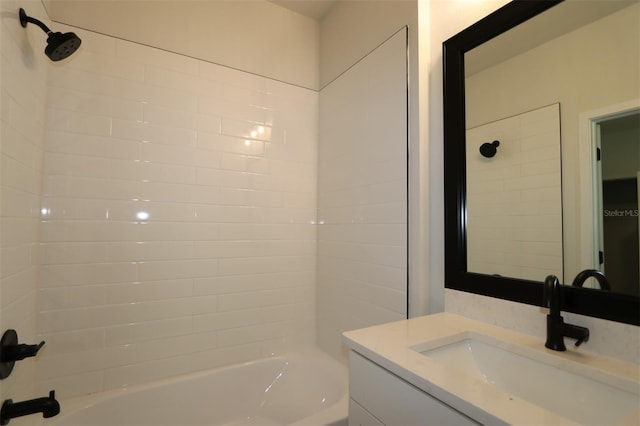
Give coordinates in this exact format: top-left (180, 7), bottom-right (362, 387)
top-left (49, 348), bottom-right (348, 426)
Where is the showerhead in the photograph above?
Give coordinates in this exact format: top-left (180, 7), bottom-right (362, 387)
top-left (45, 31), bottom-right (82, 61)
top-left (479, 140), bottom-right (500, 158)
top-left (19, 8), bottom-right (81, 61)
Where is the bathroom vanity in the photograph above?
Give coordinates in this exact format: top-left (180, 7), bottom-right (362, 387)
top-left (347, 350), bottom-right (477, 425)
top-left (343, 313), bottom-right (640, 426)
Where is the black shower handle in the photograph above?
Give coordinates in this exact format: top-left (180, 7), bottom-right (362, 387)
top-left (0, 330), bottom-right (47, 379)
top-left (3, 341), bottom-right (45, 362)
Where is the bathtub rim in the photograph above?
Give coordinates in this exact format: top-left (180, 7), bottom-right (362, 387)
top-left (45, 346), bottom-right (348, 426)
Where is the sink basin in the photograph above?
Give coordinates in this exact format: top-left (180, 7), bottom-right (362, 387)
top-left (414, 333), bottom-right (639, 425)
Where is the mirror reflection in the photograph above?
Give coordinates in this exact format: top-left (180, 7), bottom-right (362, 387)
top-left (598, 112), bottom-right (640, 295)
top-left (464, 0), bottom-right (639, 295)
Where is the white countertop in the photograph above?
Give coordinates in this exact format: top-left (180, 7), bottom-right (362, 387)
top-left (342, 312), bottom-right (640, 425)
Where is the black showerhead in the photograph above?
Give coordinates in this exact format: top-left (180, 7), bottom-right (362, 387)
top-left (19, 8), bottom-right (81, 61)
top-left (479, 140), bottom-right (500, 158)
top-left (45, 31), bottom-right (82, 61)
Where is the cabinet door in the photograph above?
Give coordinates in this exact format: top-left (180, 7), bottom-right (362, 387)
top-left (348, 398), bottom-right (384, 426)
top-left (349, 351), bottom-right (479, 426)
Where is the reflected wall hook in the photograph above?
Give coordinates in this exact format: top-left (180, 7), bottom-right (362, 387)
top-left (479, 140), bottom-right (500, 158)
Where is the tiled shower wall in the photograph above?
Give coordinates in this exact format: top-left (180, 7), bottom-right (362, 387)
top-left (0, 0), bottom-right (49, 404)
top-left (36, 26), bottom-right (318, 398)
top-left (317, 29), bottom-right (408, 361)
top-left (466, 104), bottom-right (563, 282)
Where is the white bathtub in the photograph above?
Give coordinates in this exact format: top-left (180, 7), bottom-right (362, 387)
top-left (49, 348), bottom-right (348, 426)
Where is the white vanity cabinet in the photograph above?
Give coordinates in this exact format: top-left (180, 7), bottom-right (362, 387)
top-left (348, 351), bottom-right (479, 426)
top-left (344, 314), bottom-right (640, 425)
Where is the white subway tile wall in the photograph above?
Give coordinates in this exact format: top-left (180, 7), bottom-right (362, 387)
top-left (316, 29), bottom-right (408, 361)
top-left (1, 0), bottom-right (50, 403)
top-left (37, 26), bottom-right (318, 398)
top-left (466, 104), bottom-right (563, 281)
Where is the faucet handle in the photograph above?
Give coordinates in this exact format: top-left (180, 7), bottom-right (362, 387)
top-left (564, 323), bottom-right (590, 347)
top-left (5, 341), bottom-right (45, 362)
top-left (2, 340), bottom-right (45, 362)
top-left (573, 328), bottom-right (590, 347)
top-left (0, 330), bottom-right (46, 380)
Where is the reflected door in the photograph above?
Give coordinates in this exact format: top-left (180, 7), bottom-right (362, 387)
top-left (598, 111), bottom-right (640, 296)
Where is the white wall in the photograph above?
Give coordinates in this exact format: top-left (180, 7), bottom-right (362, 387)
top-left (430, 0), bottom-right (640, 364)
top-left (319, 0), bottom-right (415, 88)
top-left (422, 0), bottom-right (511, 317)
top-left (0, 0), bottom-right (49, 410)
top-left (36, 25), bottom-right (318, 398)
top-left (44, 0), bottom-right (320, 90)
top-left (319, 0), bottom-right (428, 318)
top-left (317, 29), bottom-right (408, 362)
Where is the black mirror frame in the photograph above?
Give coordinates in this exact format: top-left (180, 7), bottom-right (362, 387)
top-left (443, 0), bottom-right (639, 326)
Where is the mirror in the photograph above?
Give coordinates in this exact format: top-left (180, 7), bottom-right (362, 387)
top-left (443, 0), bottom-right (640, 326)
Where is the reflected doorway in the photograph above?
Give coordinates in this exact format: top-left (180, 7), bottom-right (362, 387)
top-left (597, 111), bottom-right (640, 296)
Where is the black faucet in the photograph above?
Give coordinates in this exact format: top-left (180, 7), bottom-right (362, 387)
top-left (544, 275), bottom-right (590, 351)
top-left (0, 390), bottom-right (60, 425)
top-left (572, 269), bottom-right (611, 291)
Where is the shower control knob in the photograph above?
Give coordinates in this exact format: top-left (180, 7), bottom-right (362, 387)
top-left (4, 341), bottom-right (45, 362)
top-left (0, 330), bottom-right (46, 380)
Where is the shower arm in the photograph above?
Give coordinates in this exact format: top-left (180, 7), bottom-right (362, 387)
top-left (19, 8), bottom-right (52, 34)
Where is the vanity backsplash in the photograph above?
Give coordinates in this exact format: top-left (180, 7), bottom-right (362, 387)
top-left (446, 289), bottom-right (640, 364)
